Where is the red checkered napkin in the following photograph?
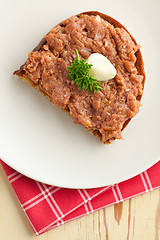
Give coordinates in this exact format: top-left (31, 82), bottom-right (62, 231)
top-left (1, 160), bottom-right (160, 235)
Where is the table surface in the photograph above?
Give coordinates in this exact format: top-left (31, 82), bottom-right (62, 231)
top-left (0, 164), bottom-right (160, 240)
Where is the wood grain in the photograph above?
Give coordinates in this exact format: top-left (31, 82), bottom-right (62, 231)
top-left (0, 164), bottom-right (160, 240)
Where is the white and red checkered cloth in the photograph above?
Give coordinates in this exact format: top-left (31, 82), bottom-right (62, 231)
top-left (1, 160), bottom-right (160, 235)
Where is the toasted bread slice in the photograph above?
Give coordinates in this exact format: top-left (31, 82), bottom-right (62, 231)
top-left (14, 11), bottom-right (145, 144)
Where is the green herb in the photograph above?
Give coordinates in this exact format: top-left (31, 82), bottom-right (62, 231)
top-left (66, 49), bottom-right (102, 93)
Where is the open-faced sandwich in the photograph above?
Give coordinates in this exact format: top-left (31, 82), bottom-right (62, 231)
top-left (14, 11), bottom-right (145, 143)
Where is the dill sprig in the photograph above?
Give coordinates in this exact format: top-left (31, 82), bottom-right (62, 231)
top-left (66, 49), bottom-right (102, 93)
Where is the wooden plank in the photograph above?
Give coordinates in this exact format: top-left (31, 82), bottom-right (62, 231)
top-left (128, 191), bottom-right (160, 240)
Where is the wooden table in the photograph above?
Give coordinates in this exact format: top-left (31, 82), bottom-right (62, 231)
top-left (0, 164), bottom-right (160, 240)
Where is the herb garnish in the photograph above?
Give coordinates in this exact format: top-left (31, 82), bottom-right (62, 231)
top-left (66, 49), bottom-right (102, 93)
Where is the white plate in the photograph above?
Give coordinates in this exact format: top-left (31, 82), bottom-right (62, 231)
top-left (0, 0), bottom-right (160, 189)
